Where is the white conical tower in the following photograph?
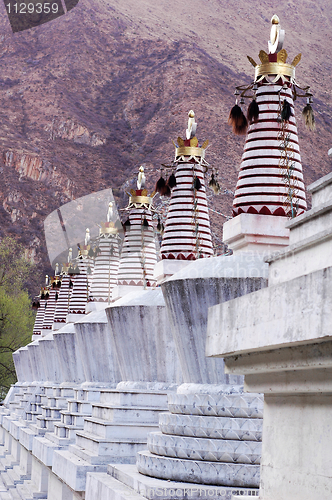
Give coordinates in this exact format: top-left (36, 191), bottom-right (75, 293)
top-left (160, 111), bottom-right (213, 260)
top-left (88, 202), bottom-right (121, 309)
top-left (53, 251), bottom-right (75, 328)
top-left (83, 228), bottom-right (95, 290)
top-left (155, 111), bottom-right (214, 283)
top-left (112, 169), bottom-right (158, 300)
top-left (224, 15), bottom-right (312, 254)
top-left (67, 242), bottom-right (89, 322)
top-left (32, 289), bottom-right (47, 340)
top-left (52, 269), bottom-right (70, 330)
top-left (41, 273), bottom-right (61, 335)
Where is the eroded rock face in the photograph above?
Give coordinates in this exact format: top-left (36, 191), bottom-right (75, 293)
top-left (4, 149), bottom-right (74, 197)
top-left (45, 118), bottom-right (106, 146)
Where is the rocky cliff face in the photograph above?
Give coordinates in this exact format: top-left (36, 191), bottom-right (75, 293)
top-left (46, 118), bottom-right (106, 146)
top-left (0, 0), bottom-right (331, 295)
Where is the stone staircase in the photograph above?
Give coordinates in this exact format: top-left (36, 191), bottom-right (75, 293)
top-left (52, 388), bottom-right (171, 493)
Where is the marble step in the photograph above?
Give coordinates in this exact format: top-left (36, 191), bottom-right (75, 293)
top-left (33, 435), bottom-right (67, 467)
top-left (2, 467), bottom-right (24, 488)
top-left (12, 464), bottom-right (31, 482)
top-left (75, 429), bottom-right (148, 456)
top-left (52, 448), bottom-right (108, 492)
top-left (136, 450), bottom-right (260, 488)
top-left (8, 488), bottom-right (21, 499)
top-left (159, 413), bottom-right (263, 440)
top-left (60, 411), bottom-right (90, 427)
top-left (16, 480), bottom-right (47, 500)
top-left (9, 420), bottom-right (26, 441)
top-left (19, 427), bottom-right (40, 451)
top-left (86, 471), bottom-right (146, 500)
top-left (53, 422), bottom-right (84, 440)
top-left (39, 396), bottom-right (49, 406)
top-left (25, 412), bottom-right (41, 423)
top-left (40, 407), bottom-right (61, 419)
top-left (0, 492), bottom-right (13, 500)
top-left (73, 389), bottom-right (101, 402)
top-left (0, 454), bottom-right (17, 470)
top-left (91, 405), bottom-right (162, 424)
top-left (167, 393), bottom-right (264, 418)
top-left (83, 417), bottom-right (159, 439)
top-left (147, 432), bottom-right (261, 464)
top-left (67, 400), bottom-right (92, 413)
top-left (45, 397), bottom-right (68, 409)
top-left (107, 463), bottom-right (260, 500)
top-left (28, 403), bottom-right (42, 412)
top-left (35, 417), bottom-right (58, 432)
top-left (68, 443), bottom-right (121, 465)
top-left (7, 465), bottom-right (27, 485)
top-left (53, 386), bottom-right (75, 398)
top-left (99, 390), bottom-right (168, 409)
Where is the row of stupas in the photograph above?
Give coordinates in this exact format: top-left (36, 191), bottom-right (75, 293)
top-left (31, 110), bottom-right (217, 336)
top-left (0, 15), bottom-right (318, 500)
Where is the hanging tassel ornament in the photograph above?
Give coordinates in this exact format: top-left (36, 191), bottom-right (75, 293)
top-left (155, 169), bottom-right (166, 194)
top-left (209, 172), bottom-right (221, 195)
top-left (193, 176), bottom-right (202, 191)
top-left (302, 101), bottom-right (316, 131)
top-left (167, 172), bottom-right (177, 189)
top-left (281, 99), bottom-right (292, 122)
top-left (142, 216), bottom-right (150, 229)
top-left (228, 100), bottom-right (248, 135)
top-left (247, 98), bottom-right (259, 124)
top-left (159, 184), bottom-right (171, 196)
top-left (156, 217), bottom-right (164, 235)
top-left (94, 246), bottom-right (101, 257)
top-left (123, 218), bottom-right (131, 233)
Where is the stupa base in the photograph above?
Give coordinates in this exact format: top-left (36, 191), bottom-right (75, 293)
top-left (223, 213), bottom-right (290, 256)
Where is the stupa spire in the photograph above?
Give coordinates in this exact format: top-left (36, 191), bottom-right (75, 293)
top-left (158, 110), bottom-right (214, 260)
top-left (41, 273), bottom-right (61, 335)
top-left (67, 231), bottom-right (92, 320)
top-left (112, 168), bottom-right (158, 299)
top-left (88, 200), bottom-right (121, 307)
top-left (228, 15), bottom-right (314, 219)
top-left (53, 258), bottom-right (73, 329)
top-left (32, 285), bottom-right (48, 340)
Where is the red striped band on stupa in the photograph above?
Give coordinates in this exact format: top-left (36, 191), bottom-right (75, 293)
top-left (117, 208), bottom-right (157, 287)
top-left (89, 234), bottom-right (120, 302)
top-left (233, 84), bottom-right (307, 217)
top-left (161, 155), bottom-right (213, 260)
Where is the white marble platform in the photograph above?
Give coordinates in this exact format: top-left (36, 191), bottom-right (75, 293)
top-left (85, 464), bottom-right (259, 500)
top-left (136, 452), bottom-right (260, 487)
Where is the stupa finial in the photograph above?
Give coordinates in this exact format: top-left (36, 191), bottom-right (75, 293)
top-left (268, 14), bottom-right (285, 54)
top-left (186, 110), bottom-right (197, 140)
top-left (84, 228), bottom-right (90, 246)
top-left (137, 166), bottom-right (146, 190)
top-left (107, 202), bottom-right (113, 223)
